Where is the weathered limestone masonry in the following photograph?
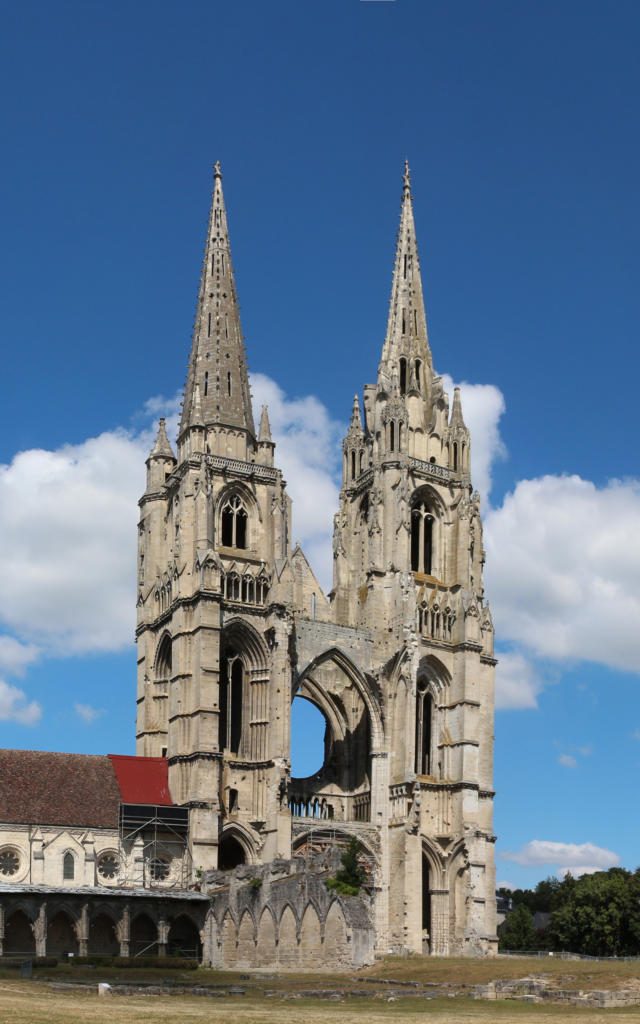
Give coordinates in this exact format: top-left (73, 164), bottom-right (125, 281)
top-left (134, 160), bottom-right (497, 964)
top-left (204, 851), bottom-right (374, 969)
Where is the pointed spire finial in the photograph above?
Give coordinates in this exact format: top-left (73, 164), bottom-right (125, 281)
top-left (403, 159), bottom-right (411, 194)
top-left (349, 394), bottom-right (363, 431)
top-left (258, 404), bottom-right (273, 443)
top-left (150, 418), bottom-right (175, 459)
top-left (450, 386), bottom-right (467, 428)
top-left (213, 160), bottom-right (222, 179)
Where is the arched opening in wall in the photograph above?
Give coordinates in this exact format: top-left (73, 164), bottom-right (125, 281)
top-left (415, 359), bottom-right (422, 391)
top-left (453, 441), bottom-right (458, 471)
top-left (218, 834), bottom-right (246, 870)
top-left (351, 450), bottom-right (356, 479)
top-left (156, 633), bottom-right (172, 680)
top-left (62, 851), bottom-right (75, 881)
top-left (88, 913), bottom-right (119, 956)
top-left (411, 500), bottom-right (433, 574)
top-left (130, 913), bottom-right (157, 956)
top-left (422, 854), bottom-right (431, 953)
top-left (219, 652), bottom-right (243, 754)
top-left (220, 494), bottom-right (248, 549)
top-left (47, 911), bottom-right (79, 957)
top-left (4, 910), bottom-right (35, 954)
top-left (389, 420), bottom-right (395, 452)
top-left (399, 358), bottom-right (407, 395)
top-left (415, 682), bottom-right (433, 775)
top-left (168, 915), bottom-right (203, 959)
top-left (291, 696), bottom-right (327, 779)
top-left (290, 652), bottom-right (376, 823)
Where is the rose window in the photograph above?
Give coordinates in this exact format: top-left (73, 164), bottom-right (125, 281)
top-left (0, 849), bottom-right (20, 876)
top-left (98, 853), bottom-right (119, 880)
top-left (149, 857), bottom-right (170, 881)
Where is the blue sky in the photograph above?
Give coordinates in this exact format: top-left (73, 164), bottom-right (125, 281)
top-left (0, 0), bottom-right (638, 890)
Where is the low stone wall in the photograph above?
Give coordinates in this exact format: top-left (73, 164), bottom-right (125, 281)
top-left (204, 854), bottom-right (374, 970)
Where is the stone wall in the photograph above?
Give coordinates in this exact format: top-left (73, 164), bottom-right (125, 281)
top-left (204, 854), bottom-right (374, 969)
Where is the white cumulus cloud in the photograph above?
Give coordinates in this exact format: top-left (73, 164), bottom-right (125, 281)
top-left (495, 650), bottom-right (543, 710)
top-left (558, 753), bottom-right (577, 768)
top-left (251, 372), bottom-right (344, 592)
top-left (74, 702), bottom-right (105, 724)
top-left (441, 374), bottom-right (506, 506)
top-left (500, 839), bottom-right (620, 878)
top-left (0, 679), bottom-right (41, 726)
top-left (485, 475), bottom-right (640, 673)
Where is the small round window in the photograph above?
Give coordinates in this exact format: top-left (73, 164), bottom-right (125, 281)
top-left (0, 849), bottom-right (20, 876)
top-left (98, 853), bottom-right (119, 880)
top-left (149, 857), bottom-right (170, 881)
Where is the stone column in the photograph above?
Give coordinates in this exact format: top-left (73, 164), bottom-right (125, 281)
top-left (32, 902), bottom-right (47, 957)
top-left (116, 904), bottom-right (130, 957)
top-left (429, 889), bottom-right (449, 956)
top-left (158, 917), bottom-right (168, 957)
top-left (0, 902), bottom-right (5, 956)
top-left (78, 903), bottom-right (89, 956)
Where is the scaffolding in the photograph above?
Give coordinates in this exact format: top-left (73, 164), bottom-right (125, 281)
top-left (117, 803), bottom-right (192, 890)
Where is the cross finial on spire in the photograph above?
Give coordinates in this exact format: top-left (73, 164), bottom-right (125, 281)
top-left (403, 159), bottom-right (411, 195)
top-left (213, 160), bottom-right (222, 179)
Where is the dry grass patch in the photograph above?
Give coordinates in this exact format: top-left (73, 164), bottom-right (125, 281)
top-left (0, 984), bottom-right (638, 1024)
top-left (362, 955), bottom-right (640, 992)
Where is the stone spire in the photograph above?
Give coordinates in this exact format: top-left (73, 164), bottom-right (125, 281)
top-left (150, 417), bottom-right (175, 458)
top-left (258, 404), bottom-right (272, 442)
top-left (179, 162), bottom-right (256, 439)
top-left (450, 386), bottom-right (466, 428)
top-left (378, 161), bottom-right (432, 386)
top-left (348, 394), bottom-right (363, 433)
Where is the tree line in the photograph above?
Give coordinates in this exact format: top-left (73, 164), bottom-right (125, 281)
top-left (497, 867), bottom-right (640, 956)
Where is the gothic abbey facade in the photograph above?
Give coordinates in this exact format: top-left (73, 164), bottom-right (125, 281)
top-left (134, 162), bottom-right (498, 957)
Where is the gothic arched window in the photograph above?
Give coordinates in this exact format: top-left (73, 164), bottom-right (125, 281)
top-left (415, 680), bottom-right (433, 775)
top-left (155, 634), bottom-right (172, 681)
top-left (220, 651), bottom-right (243, 754)
top-left (221, 494), bottom-right (248, 549)
top-left (63, 851), bottom-right (75, 881)
top-left (399, 358), bottom-right (407, 395)
top-left (411, 499), bottom-right (434, 574)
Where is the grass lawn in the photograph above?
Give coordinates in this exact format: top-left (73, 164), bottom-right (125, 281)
top-left (0, 956), bottom-right (639, 1024)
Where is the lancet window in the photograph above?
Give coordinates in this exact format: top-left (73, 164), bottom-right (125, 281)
top-left (220, 651), bottom-right (243, 754)
top-left (155, 634), bottom-right (172, 681)
top-left (411, 499), bottom-right (434, 574)
top-left (415, 680), bottom-right (433, 775)
top-left (221, 494), bottom-right (248, 548)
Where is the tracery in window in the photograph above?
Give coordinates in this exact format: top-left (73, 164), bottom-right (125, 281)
top-left (0, 849), bottom-right (20, 876)
top-left (220, 652), bottom-right (243, 754)
top-left (98, 853), bottom-right (119, 880)
top-left (411, 500), bottom-right (433, 574)
top-left (415, 681), bottom-right (433, 775)
top-left (221, 494), bottom-right (248, 548)
top-left (149, 857), bottom-right (170, 882)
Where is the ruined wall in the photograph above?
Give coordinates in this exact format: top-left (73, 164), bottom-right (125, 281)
top-left (204, 855), bottom-right (374, 970)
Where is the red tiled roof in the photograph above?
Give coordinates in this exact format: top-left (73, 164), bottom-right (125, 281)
top-left (0, 750), bottom-right (174, 829)
top-left (108, 754), bottom-right (172, 806)
top-left (0, 750), bottom-right (122, 829)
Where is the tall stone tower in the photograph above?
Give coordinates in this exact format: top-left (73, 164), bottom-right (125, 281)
top-left (135, 161), bottom-right (497, 956)
top-left (331, 162), bottom-right (497, 953)
top-left (136, 163), bottom-right (299, 873)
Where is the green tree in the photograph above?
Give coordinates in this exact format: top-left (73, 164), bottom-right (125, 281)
top-left (547, 868), bottom-right (639, 956)
top-left (498, 903), bottom-right (536, 951)
top-left (326, 837), bottom-right (366, 896)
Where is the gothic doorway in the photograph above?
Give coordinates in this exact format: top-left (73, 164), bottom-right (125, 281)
top-left (422, 853), bottom-right (431, 954)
